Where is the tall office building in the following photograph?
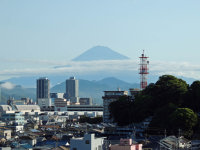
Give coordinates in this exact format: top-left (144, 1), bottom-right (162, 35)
top-left (66, 77), bottom-right (79, 104)
top-left (37, 77), bottom-right (50, 105)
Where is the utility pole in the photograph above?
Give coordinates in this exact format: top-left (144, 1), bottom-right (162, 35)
top-left (178, 128), bottom-right (181, 150)
top-left (164, 129), bottom-right (167, 138)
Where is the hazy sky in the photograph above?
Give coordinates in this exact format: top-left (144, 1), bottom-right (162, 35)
top-left (0, 0), bottom-right (200, 80)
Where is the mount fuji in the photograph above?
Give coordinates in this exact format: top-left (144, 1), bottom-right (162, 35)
top-left (72, 46), bottom-right (129, 61)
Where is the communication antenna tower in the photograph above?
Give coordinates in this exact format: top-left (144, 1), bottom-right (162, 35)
top-left (139, 50), bottom-right (149, 90)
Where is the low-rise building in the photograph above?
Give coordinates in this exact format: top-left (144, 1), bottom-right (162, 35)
top-left (2, 112), bottom-right (25, 126)
top-left (20, 136), bottom-right (37, 146)
top-left (7, 97), bottom-right (34, 105)
top-left (2, 112), bottom-right (25, 132)
top-left (79, 98), bottom-right (92, 105)
top-left (54, 98), bottom-right (69, 111)
top-left (0, 105), bottom-right (40, 116)
top-left (110, 139), bottom-right (142, 150)
top-left (159, 136), bottom-right (191, 149)
top-left (70, 133), bottom-right (105, 150)
top-left (0, 127), bottom-right (11, 140)
top-left (37, 98), bottom-right (52, 108)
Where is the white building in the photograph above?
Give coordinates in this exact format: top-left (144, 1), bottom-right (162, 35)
top-left (54, 98), bottom-right (69, 111)
top-left (79, 98), bottom-right (93, 105)
top-left (70, 133), bottom-right (105, 150)
top-left (0, 105), bottom-right (40, 116)
top-left (0, 128), bottom-right (12, 140)
top-left (37, 98), bottom-right (52, 108)
top-left (102, 90), bottom-right (128, 123)
top-left (159, 136), bottom-right (191, 149)
top-left (15, 105), bottom-right (40, 113)
top-left (50, 93), bottom-right (65, 99)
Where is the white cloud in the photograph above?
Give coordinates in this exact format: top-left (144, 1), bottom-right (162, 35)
top-left (0, 82), bottom-right (15, 90)
top-left (1, 59), bottom-right (200, 80)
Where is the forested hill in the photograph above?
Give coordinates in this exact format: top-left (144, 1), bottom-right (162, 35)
top-left (109, 75), bottom-right (200, 138)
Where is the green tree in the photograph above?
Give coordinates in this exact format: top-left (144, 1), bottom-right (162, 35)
top-left (133, 94), bottom-right (154, 122)
top-left (152, 75), bottom-right (188, 107)
top-left (133, 75), bottom-right (188, 122)
top-left (149, 103), bottom-right (177, 129)
top-left (109, 96), bottom-right (133, 126)
top-left (109, 74), bottom-right (196, 134)
top-left (170, 108), bottom-right (198, 137)
top-left (79, 116), bottom-right (103, 124)
top-left (184, 81), bottom-right (200, 112)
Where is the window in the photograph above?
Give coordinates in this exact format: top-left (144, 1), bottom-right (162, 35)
top-left (98, 146), bottom-right (102, 150)
top-left (85, 140), bottom-right (90, 144)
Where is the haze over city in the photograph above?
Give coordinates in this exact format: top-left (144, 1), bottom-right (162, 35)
top-left (1, 0), bottom-right (200, 82)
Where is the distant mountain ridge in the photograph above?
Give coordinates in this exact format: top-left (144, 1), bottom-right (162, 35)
top-left (72, 46), bottom-right (129, 61)
top-left (0, 77), bottom-right (140, 105)
top-left (0, 82), bottom-right (36, 104)
top-left (51, 77), bottom-right (140, 104)
top-left (1, 75), bottom-right (198, 104)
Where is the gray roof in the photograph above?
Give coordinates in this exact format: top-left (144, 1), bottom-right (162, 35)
top-left (0, 105), bottom-right (40, 112)
top-left (15, 105), bottom-right (40, 111)
top-left (0, 105), bottom-right (12, 111)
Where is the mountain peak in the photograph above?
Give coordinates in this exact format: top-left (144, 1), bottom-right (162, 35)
top-left (72, 46), bottom-right (129, 61)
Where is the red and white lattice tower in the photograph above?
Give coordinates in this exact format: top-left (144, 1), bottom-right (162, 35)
top-left (139, 50), bottom-right (149, 90)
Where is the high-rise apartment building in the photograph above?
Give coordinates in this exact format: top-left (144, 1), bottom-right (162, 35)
top-left (37, 77), bottom-right (50, 105)
top-left (66, 77), bottom-right (79, 104)
top-left (102, 90), bottom-right (128, 123)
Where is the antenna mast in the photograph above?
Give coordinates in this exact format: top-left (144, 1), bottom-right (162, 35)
top-left (139, 50), bottom-right (149, 90)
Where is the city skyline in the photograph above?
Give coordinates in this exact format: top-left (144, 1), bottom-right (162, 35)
top-left (0, 0), bottom-right (200, 81)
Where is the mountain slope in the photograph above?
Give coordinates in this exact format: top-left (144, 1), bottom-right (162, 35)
top-left (0, 85), bottom-right (36, 104)
top-left (97, 77), bottom-right (139, 89)
top-left (72, 46), bottom-right (129, 61)
top-left (51, 78), bottom-right (140, 104)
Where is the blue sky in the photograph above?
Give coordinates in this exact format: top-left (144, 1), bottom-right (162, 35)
top-left (0, 0), bottom-right (200, 81)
